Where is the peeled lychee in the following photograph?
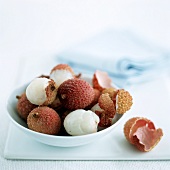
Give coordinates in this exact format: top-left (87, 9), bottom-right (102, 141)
top-left (64, 109), bottom-right (100, 136)
top-left (16, 93), bottom-right (37, 120)
top-left (124, 117), bottom-right (163, 152)
top-left (58, 78), bottom-right (95, 110)
top-left (26, 77), bottom-right (58, 106)
top-left (50, 64), bottom-right (75, 87)
top-left (27, 106), bottom-right (61, 135)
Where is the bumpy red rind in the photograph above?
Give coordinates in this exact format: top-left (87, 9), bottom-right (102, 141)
top-left (27, 106), bottom-right (61, 135)
top-left (58, 79), bottom-right (95, 110)
top-left (50, 64), bottom-right (74, 76)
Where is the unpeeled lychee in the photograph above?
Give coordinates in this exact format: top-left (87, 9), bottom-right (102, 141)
top-left (50, 64), bottom-right (75, 87)
top-left (58, 79), bottom-right (95, 110)
top-left (27, 106), bottom-right (61, 135)
top-left (86, 88), bottom-right (101, 109)
top-left (124, 117), bottom-right (163, 152)
top-left (91, 88), bottom-right (101, 105)
top-left (26, 77), bottom-right (58, 106)
top-left (16, 93), bottom-right (37, 120)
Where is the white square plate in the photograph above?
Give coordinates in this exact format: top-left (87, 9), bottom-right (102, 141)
top-left (4, 75), bottom-right (170, 160)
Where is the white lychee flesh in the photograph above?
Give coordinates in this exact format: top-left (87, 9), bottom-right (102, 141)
top-left (50, 69), bottom-right (74, 87)
top-left (64, 109), bottom-right (100, 136)
top-left (26, 78), bottom-right (50, 105)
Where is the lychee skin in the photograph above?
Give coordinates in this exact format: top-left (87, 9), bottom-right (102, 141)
top-left (58, 79), bottom-right (95, 110)
top-left (116, 89), bottom-right (133, 114)
top-left (16, 93), bottom-right (37, 120)
top-left (92, 70), bottom-right (112, 91)
top-left (86, 88), bottom-right (101, 109)
top-left (124, 117), bottom-right (155, 144)
top-left (27, 106), bottom-right (61, 135)
top-left (123, 117), bottom-right (163, 152)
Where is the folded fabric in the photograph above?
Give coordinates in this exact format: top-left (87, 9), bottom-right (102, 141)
top-left (56, 29), bottom-right (170, 87)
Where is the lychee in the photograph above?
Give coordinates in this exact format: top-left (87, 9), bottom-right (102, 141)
top-left (58, 78), bottom-right (95, 110)
top-left (91, 88), bottom-right (101, 106)
top-left (64, 109), bottom-right (99, 136)
top-left (50, 64), bottom-right (75, 87)
top-left (86, 88), bottom-right (101, 109)
top-left (27, 106), bottom-right (61, 135)
top-left (16, 93), bottom-right (37, 120)
top-left (26, 77), bottom-right (58, 106)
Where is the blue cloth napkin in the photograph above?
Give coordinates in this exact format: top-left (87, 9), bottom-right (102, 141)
top-left (57, 29), bottom-right (170, 87)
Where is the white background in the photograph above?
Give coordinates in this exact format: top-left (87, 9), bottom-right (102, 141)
top-left (1, 0), bottom-right (170, 169)
top-left (1, 0), bottom-right (170, 57)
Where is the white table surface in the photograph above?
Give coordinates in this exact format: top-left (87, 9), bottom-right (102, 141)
top-left (1, 0), bottom-right (170, 169)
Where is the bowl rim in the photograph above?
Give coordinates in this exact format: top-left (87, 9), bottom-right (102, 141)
top-left (6, 75), bottom-right (124, 140)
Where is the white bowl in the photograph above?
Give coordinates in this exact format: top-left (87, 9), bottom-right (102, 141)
top-left (7, 75), bottom-right (124, 147)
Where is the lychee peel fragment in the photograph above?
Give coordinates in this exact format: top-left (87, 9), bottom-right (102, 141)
top-left (94, 93), bottom-right (116, 127)
top-left (124, 117), bottom-right (163, 152)
top-left (92, 70), bottom-right (112, 91)
top-left (116, 89), bottom-right (133, 114)
top-left (101, 87), bottom-right (118, 101)
top-left (98, 93), bottom-right (115, 117)
top-left (133, 126), bottom-right (163, 152)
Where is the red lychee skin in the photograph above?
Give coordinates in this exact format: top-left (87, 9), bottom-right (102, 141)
top-left (16, 93), bottom-right (37, 120)
top-left (50, 64), bottom-right (74, 76)
top-left (85, 88), bottom-right (101, 109)
top-left (58, 78), bottom-right (95, 110)
top-left (27, 106), bottom-right (61, 135)
top-left (124, 117), bottom-right (163, 152)
top-left (92, 70), bottom-right (112, 91)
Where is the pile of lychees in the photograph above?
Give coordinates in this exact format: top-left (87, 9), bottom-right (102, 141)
top-left (16, 64), bottom-right (133, 136)
top-left (16, 63), bottom-right (163, 152)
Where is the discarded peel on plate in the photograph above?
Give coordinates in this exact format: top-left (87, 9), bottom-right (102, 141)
top-left (124, 117), bottom-right (163, 152)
